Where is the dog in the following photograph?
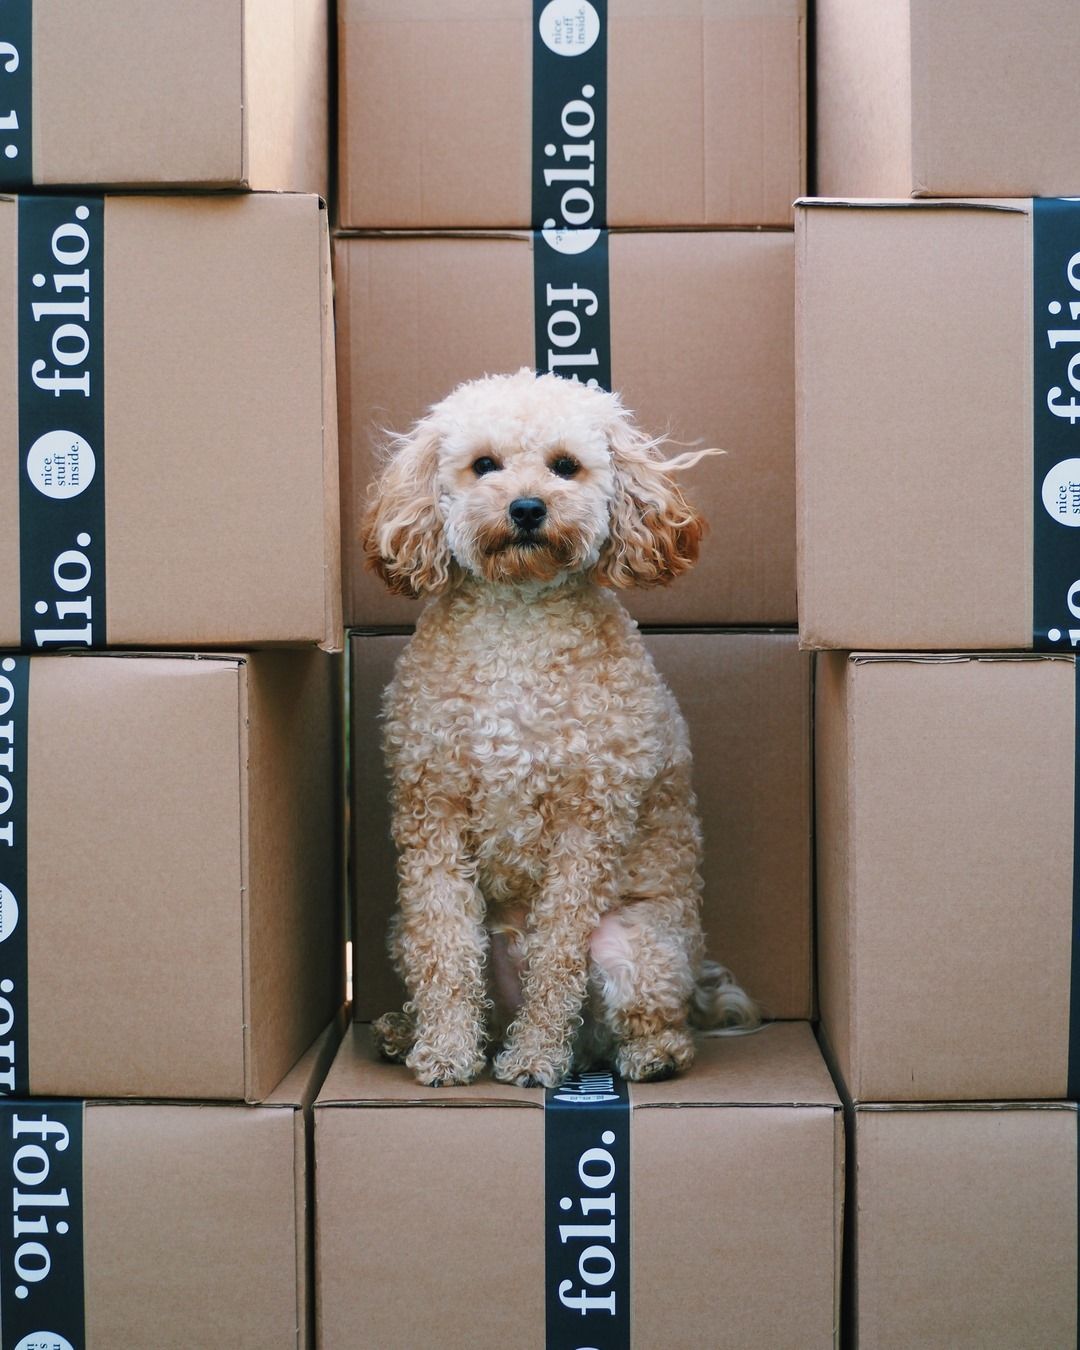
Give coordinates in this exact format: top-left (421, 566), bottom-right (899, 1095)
top-left (362, 369), bottom-right (759, 1088)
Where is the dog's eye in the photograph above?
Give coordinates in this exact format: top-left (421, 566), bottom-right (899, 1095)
top-left (472, 456), bottom-right (500, 476)
top-left (550, 457), bottom-right (580, 479)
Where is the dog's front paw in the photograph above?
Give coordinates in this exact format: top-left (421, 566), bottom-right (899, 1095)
top-left (492, 1044), bottom-right (570, 1089)
top-left (406, 1040), bottom-right (486, 1089)
top-left (615, 1029), bottom-right (695, 1083)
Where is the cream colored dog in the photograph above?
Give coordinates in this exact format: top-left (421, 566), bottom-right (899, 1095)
top-left (363, 369), bottom-right (758, 1088)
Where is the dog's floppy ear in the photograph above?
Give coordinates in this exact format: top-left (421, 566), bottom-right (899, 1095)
top-left (594, 407), bottom-right (710, 589)
top-left (361, 419), bottom-right (455, 597)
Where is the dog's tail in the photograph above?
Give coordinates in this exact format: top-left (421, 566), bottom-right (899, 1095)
top-left (688, 959), bottom-right (762, 1035)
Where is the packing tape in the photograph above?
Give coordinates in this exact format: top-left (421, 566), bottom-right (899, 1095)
top-left (532, 1), bottom-right (612, 392)
top-left (0, 656), bottom-right (27, 1098)
top-left (0, 2), bottom-right (31, 190)
top-left (1032, 197), bottom-right (1080, 649)
top-left (0, 1098), bottom-right (84, 1350)
top-left (18, 195), bottom-right (106, 649)
top-left (545, 1069), bottom-right (630, 1349)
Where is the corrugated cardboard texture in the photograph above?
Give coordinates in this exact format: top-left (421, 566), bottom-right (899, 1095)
top-left (816, 0), bottom-right (1080, 199)
top-left (243, 0), bottom-right (330, 197)
top-left (815, 0), bottom-right (911, 199)
top-left (853, 1105), bottom-right (1077, 1348)
top-left (245, 652), bottom-right (345, 1101)
top-left (337, 230), bottom-right (795, 628)
top-left (315, 1023), bottom-right (840, 1348)
top-left (816, 654), bottom-right (1074, 1101)
top-left (31, 0), bottom-right (326, 190)
top-left (796, 200), bottom-right (1032, 649)
top-left (24, 651), bottom-right (341, 1100)
top-left (98, 193), bottom-right (339, 648)
top-left (84, 1102), bottom-right (302, 1347)
top-left (337, 0), bottom-right (804, 229)
top-left (351, 630), bottom-right (812, 1024)
top-left (28, 655), bottom-right (247, 1099)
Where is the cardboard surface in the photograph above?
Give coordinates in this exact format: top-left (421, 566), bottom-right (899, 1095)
top-left (816, 0), bottom-right (1080, 199)
top-left (816, 653), bottom-right (1075, 1102)
top-left (29, 0), bottom-right (327, 191)
top-left (351, 628), bottom-right (812, 1023)
top-left (0, 192), bottom-right (341, 650)
top-left (337, 0), bottom-right (804, 229)
top-left (314, 1022), bottom-right (841, 1349)
top-left (22, 651), bottom-right (342, 1101)
top-left (336, 230), bottom-right (795, 628)
top-left (81, 1018), bottom-right (340, 1350)
top-left (796, 199), bottom-right (1033, 649)
top-left (850, 1103), bottom-right (1077, 1348)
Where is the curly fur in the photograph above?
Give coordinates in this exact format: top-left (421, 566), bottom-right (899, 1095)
top-left (363, 369), bottom-right (759, 1088)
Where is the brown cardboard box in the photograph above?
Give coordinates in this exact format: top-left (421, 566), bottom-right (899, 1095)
top-left (816, 0), bottom-right (1080, 200)
top-left (338, 0), bottom-right (804, 230)
top-left (797, 198), bottom-right (1041, 650)
top-left (314, 1021), bottom-right (842, 1349)
top-left (35, 1018), bottom-right (341, 1349)
top-left (3, 0), bottom-right (328, 192)
top-left (3, 649), bottom-right (342, 1101)
top-left (336, 230), bottom-right (795, 628)
top-left (847, 1102), bottom-right (1077, 1348)
top-left (816, 651), bottom-right (1076, 1102)
top-left (351, 628), bottom-right (813, 1021)
top-left (0, 191), bottom-right (340, 651)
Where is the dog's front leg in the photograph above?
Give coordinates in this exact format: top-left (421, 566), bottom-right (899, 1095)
top-left (393, 823), bottom-right (488, 1088)
top-left (492, 831), bottom-right (616, 1088)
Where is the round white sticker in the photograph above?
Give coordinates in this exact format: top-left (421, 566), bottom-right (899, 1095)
top-left (25, 429), bottom-right (95, 500)
top-left (14, 1334), bottom-right (72, 1350)
top-left (538, 1), bottom-right (601, 56)
top-left (0, 883), bottom-right (19, 943)
top-left (1041, 457), bottom-right (1080, 526)
top-left (540, 226), bottom-right (602, 255)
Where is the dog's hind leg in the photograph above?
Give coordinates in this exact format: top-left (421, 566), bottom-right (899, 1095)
top-left (588, 901), bottom-right (700, 1082)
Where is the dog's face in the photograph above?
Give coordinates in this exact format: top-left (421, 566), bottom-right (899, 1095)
top-left (363, 369), bottom-right (709, 598)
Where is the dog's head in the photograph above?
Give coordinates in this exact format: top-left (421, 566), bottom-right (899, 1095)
top-left (361, 369), bottom-right (713, 597)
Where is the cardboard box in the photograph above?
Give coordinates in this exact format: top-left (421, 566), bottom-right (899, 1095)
top-left (797, 197), bottom-right (1057, 650)
top-left (846, 1102), bottom-right (1077, 1348)
top-left (338, 0), bottom-right (804, 230)
top-left (815, 0), bottom-right (1080, 200)
top-left (0, 649), bottom-right (343, 1101)
top-left (314, 1021), bottom-right (842, 1349)
top-left (0, 0), bottom-right (328, 192)
top-left (351, 628), bottom-right (813, 1021)
top-left (336, 230), bottom-right (795, 628)
top-left (0, 191), bottom-right (341, 651)
top-left (816, 651), bottom-right (1078, 1101)
top-left (6, 1018), bottom-right (342, 1350)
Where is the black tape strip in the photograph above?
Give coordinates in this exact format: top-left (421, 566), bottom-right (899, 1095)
top-left (0, 657), bottom-right (27, 1099)
top-left (1032, 198), bottom-right (1080, 649)
top-left (532, 0), bottom-right (607, 233)
top-left (545, 1069), bottom-right (630, 1349)
top-left (0, 1099), bottom-right (84, 1350)
top-left (1071, 657), bottom-right (1080, 1102)
top-left (533, 228), bottom-right (612, 393)
top-left (0, 2), bottom-right (31, 189)
top-left (18, 196), bottom-right (106, 649)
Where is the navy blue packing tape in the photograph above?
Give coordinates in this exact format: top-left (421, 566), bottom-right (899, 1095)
top-left (0, 1098), bottom-right (84, 1349)
top-left (545, 1069), bottom-right (630, 1348)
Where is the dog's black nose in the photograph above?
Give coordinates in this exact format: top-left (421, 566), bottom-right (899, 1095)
top-left (509, 497), bottom-right (547, 531)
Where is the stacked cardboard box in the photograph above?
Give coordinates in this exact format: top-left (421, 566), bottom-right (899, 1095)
top-left (329, 3), bottom-right (841, 1344)
top-left (802, 3), bottom-right (1080, 1340)
top-left (0, 6), bottom-right (345, 1344)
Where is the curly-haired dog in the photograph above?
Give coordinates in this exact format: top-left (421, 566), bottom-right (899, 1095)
top-left (362, 369), bottom-right (759, 1088)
